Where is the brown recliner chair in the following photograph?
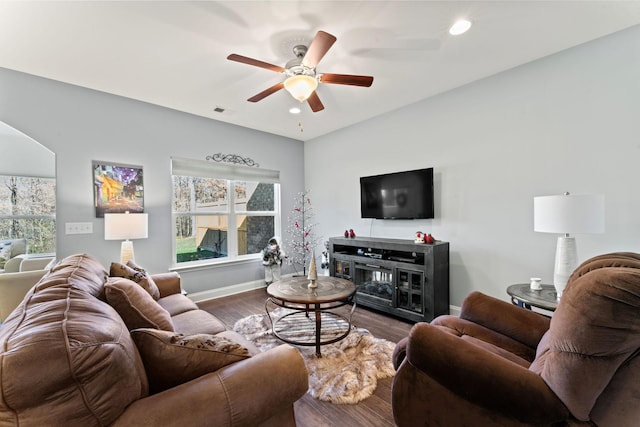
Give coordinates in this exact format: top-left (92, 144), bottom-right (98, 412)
top-left (392, 252), bottom-right (640, 426)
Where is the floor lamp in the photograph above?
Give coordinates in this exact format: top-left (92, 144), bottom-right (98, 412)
top-left (534, 193), bottom-right (604, 298)
top-left (104, 212), bottom-right (149, 264)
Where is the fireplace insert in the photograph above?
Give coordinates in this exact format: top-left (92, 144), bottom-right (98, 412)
top-left (355, 263), bottom-right (393, 303)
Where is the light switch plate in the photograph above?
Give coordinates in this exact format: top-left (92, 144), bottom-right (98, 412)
top-left (65, 222), bottom-right (93, 235)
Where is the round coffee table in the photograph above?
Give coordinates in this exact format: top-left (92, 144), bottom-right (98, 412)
top-left (266, 276), bottom-right (356, 357)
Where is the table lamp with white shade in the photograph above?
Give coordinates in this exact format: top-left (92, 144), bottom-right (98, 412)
top-left (104, 211), bottom-right (148, 264)
top-left (534, 192), bottom-right (604, 298)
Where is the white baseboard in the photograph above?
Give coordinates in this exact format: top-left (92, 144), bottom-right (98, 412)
top-left (188, 273), bottom-right (304, 303)
top-left (188, 280), bottom-right (267, 303)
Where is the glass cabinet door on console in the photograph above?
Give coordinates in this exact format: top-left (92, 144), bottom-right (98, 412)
top-left (396, 269), bottom-right (424, 314)
top-left (333, 259), bottom-right (352, 280)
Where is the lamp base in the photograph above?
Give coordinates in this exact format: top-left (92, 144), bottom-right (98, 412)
top-left (120, 240), bottom-right (135, 264)
top-left (553, 236), bottom-right (577, 299)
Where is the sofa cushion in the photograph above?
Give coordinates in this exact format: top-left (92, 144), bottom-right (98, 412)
top-left (110, 261), bottom-right (160, 300)
top-left (105, 277), bottom-right (174, 331)
top-left (171, 309), bottom-right (227, 335)
top-left (131, 328), bottom-right (251, 393)
top-left (157, 293), bottom-right (199, 316)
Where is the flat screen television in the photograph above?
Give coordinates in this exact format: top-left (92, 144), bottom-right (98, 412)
top-left (360, 168), bottom-right (434, 219)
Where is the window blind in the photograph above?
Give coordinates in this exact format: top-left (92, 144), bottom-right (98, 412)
top-left (171, 157), bottom-right (280, 183)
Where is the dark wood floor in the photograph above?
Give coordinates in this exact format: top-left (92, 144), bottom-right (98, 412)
top-left (197, 288), bottom-right (414, 427)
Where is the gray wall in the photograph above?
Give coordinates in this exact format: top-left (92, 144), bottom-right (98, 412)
top-left (0, 68), bottom-right (304, 293)
top-left (304, 25), bottom-right (640, 307)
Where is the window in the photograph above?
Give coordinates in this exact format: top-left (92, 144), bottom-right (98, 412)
top-left (171, 158), bottom-right (280, 267)
top-left (0, 175), bottom-right (56, 253)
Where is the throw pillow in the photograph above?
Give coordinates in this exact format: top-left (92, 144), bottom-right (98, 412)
top-left (131, 328), bottom-right (251, 393)
top-left (126, 260), bottom-right (160, 298)
top-left (110, 261), bottom-right (160, 300)
top-left (105, 277), bottom-right (174, 331)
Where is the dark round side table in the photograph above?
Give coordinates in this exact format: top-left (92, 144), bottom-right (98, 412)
top-left (506, 283), bottom-right (558, 312)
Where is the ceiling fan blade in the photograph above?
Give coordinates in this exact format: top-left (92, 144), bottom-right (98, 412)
top-left (307, 91), bottom-right (324, 112)
top-left (301, 31), bottom-right (337, 68)
top-left (320, 73), bottom-right (374, 87)
top-left (227, 54), bottom-right (285, 73)
top-left (247, 82), bottom-right (284, 102)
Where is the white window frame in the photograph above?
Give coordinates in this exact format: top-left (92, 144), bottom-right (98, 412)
top-left (170, 157), bottom-right (281, 271)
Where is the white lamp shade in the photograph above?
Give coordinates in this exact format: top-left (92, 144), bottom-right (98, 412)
top-left (104, 212), bottom-right (148, 240)
top-left (534, 194), bottom-right (604, 234)
top-left (284, 75), bottom-right (318, 102)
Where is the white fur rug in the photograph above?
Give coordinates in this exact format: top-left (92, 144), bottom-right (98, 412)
top-left (233, 308), bottom-right (396, 404)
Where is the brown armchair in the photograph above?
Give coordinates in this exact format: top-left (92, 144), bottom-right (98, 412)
top-left (392, 252), bottom-right (640, 426)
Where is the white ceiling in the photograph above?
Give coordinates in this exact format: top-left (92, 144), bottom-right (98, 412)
top-left (1, 1), bottom-right (639, 142)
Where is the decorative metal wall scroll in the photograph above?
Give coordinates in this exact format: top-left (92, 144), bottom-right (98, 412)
top-left (205, 153), bottom-right (259, 167)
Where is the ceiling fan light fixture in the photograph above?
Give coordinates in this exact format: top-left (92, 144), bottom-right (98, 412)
top-left (284, 74), bottom-right (318, 102)
top-left (449, 19), bottom-right (472, 35)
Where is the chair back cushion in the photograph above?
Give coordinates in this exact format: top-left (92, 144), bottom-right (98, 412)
top-left (568, 252), bottom-right (640, 282)
top-left (530, 253), bottom-right (640, 423)
top-left (0, 254), bottom-right (148, 426)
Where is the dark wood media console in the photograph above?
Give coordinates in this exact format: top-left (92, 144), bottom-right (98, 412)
top-left (329, 236), bottom-right (449, 323)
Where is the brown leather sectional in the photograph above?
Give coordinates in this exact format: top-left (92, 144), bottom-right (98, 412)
top-left (0, 253), bottom-right (308, 426)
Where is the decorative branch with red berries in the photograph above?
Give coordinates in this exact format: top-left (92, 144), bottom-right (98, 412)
top-left (285, 190), bottom-right (321, 275)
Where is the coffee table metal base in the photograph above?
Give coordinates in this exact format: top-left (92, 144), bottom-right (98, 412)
top-left (266, 301), bottom-right (355, 357)
top-left (266, 276), bottom-right (357, 357)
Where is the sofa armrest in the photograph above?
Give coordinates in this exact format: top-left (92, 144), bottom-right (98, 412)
top-left (393, 336), bottom-right (409, 370)
top-left (2, 254), bottom-right (26, 273)
top-left (20, 256), bottom-right (55, 272)
top-left (0, 269), bottom-right (47, 322)
top-left (113, 344), bottom-right (308, 427)
top-left (460, 291), bottom-right (550, 348)
top-left (151, 272), bottom-right (182, 298)
top-left (405, 322), bottom-right (568, 424)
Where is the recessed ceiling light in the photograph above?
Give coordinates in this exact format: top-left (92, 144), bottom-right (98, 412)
top-left (289, 107), bottom-right (301, 114)
top-left (449, 19), bottom-right (472, 36)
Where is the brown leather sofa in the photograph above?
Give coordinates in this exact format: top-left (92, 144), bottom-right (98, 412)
top-left (392, 252), bottom-right (640, 426)
top-left (0, 253), bottom-right (308, 426)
